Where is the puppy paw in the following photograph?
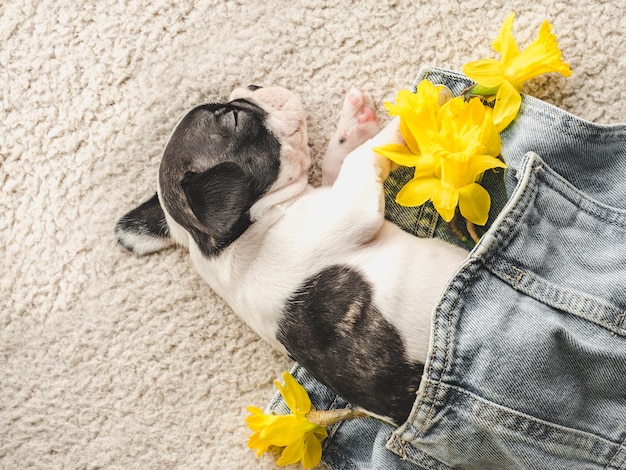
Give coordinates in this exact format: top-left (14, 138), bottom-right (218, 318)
top-left (322, 88), bottom-right (381, 186)
top-left (335, 88), bottom-right (380, 148)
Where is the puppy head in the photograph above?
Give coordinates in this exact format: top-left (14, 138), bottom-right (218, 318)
top-left (115, 86), bottom-right (310, 257)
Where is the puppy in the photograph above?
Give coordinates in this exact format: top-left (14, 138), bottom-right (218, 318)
top-left (115, 86), bottom-right (467, 425)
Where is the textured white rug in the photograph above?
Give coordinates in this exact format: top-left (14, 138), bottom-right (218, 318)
top-left (2, 1), bottom-right (625, 468)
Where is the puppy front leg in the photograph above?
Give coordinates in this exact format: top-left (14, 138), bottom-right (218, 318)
top-left (321, 88), bottom-right (380, 186)
top-left (327, 117), bottom-right (403, 243)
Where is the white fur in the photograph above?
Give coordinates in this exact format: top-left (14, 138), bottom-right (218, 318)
top-left (160, 87), bottom-right (468, 364)
top-left (116, 228), bottom-right (174, 256)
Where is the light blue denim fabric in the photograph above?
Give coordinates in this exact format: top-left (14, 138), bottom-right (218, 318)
top-left (267, 66), bottom-right (626, 470)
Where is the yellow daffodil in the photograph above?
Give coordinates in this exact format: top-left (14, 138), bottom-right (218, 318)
top-left (246, 372), bottom-right (369, 467)
top-left (375, 81), bottom-right (506, 226)
top-left (463, 13), bottom-right (572, 131)
top-left (246, 372), bottom-right (327, 469)
top-left (384, 82), bottom-right (446, 158)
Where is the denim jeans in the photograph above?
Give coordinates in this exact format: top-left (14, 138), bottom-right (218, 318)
top-left (268, 67), bottom-right (626, 470)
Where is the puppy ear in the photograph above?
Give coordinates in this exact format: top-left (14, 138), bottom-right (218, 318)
top-left (181, 161), bottom-right (255, 249)
top-left (114, 193), bottom-right (174, 255)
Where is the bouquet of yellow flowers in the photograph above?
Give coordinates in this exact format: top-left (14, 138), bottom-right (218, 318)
top-left (375, 13), bottom-right (571, 241)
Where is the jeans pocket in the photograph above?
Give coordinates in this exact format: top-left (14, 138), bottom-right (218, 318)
top-left (390, 380), bottom-right (626, 470)
top-left (389, 153), bottom-right (626, 469)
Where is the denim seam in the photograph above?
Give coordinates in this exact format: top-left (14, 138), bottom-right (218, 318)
top-left (444, 383), bottom-right (621, 457)
top-left (424, 205), bottom-right (438, 238)
top-left (486, 256), bottom-right (626, 336)
top-left (408, 156), bottom-right (539, 441)
top-left (412, 203), bottom-right (439, 239)
top-left (478, 155), bottom-right (541, 266)
top-left (604, 436), bottom-right (626, 470)
top-left (518, 102), bottom-right (626, 143)
top-left (481, 157), bottom-right (626, 334)
top-left (414, 204), bottom-right (426, 237)
top-left (324, 395), bottom-right (350, 442)
top-left (411, 263), bottom-right (477, 439)
top-left (392, 381), bottom-right (621, 468)
top-left (387, 429), bottom-right (455, 470)
top-left (537, 160), bottom-right (626, 228)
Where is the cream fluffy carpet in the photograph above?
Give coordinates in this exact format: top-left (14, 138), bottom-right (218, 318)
top-left (2, 1), bottom-right (625, 468)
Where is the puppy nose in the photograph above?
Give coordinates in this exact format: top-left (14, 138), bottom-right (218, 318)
top-left (247, 85), bottom-right (262, 91)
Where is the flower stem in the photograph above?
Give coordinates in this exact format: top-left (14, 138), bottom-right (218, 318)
top-left (465, 219), bottom-right (480, 243)
top-left (306, 409), bottom-right (370, 427)
top-left (448, 214), bottom-right (469, 243)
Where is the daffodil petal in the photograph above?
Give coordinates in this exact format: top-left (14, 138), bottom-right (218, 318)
top-left (313, 426), bottom-right (328, 440)
top-left (466, 154), bottom-right (507, 181)
top-left (274, 380), bottom-right (296, 414)
top-left (284, 372), bottom-right (313, 413)
top-left (413, 154), bottom-right (439, 179)
top-left (408, 80), bottom-right (445, 144)
top-left (246, 405), bottom-right (264, 416)
top-left (431, 185), bottom-right (459, 222)
top-left (260, 415), bottom-right (317, 447)
top-left (396, 177), bottom-right (439, 207)
top-left (415, 79), bottom-right (444, 103)
top-left (463, 58), bottom-right (506, 88)
top-left (384, 101), bottom-right (408, 117)
top-left (248, 413), bottom-right (289, 436)
top-left (492, 13), bottom-right (520, 63)
top-left (492, 80), bottom-right (522, 132)
top-left (399, 117), bottom-right (421, 155)
top-left (395, 89), bottom-right (418, 108)
top-left (439, 152), bottom-right (472, 188)
top-left (276, 438), bottom-right (305, 467)
top-left (373, 143), bottom-right (420, 167)
top-left (386, 89), bottom-right (427, 120)
top-left (301, 432), bottom-right (324, 469)
top-left (465, 96), bottom-right (488, 127)
top-left (458, 183), bottom-right (492, 226)
top-left (247, 431), bottom-right (271, 457)
top-left (246, 406), bottom-right (273, 430)
top-left (275, 372), bottom-right (312, 415)
top-left (480, 106), bottom-right (502, 157)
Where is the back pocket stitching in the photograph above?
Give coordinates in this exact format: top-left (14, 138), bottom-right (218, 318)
top-left (488, 257), bottom-right (626, 336)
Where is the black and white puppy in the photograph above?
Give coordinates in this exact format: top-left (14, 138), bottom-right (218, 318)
top-left (115, 86), bottom-right (467, 425)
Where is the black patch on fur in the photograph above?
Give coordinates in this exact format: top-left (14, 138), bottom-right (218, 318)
top-left (181, 162), bottom-right (255, 252)
top-left (277, 265), bottom-right (424, 424)
top-left (158, 99), bottom-right (281, 257)
top-left (114, 193), bottom-right (169, 252)
top-left (338, 136), bottom-right (346, 145)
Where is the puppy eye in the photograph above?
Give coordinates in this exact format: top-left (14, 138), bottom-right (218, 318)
top-left (231, 109), bottom-right (239, 129)
top-left (216, 108), bottom-right (239, 130)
